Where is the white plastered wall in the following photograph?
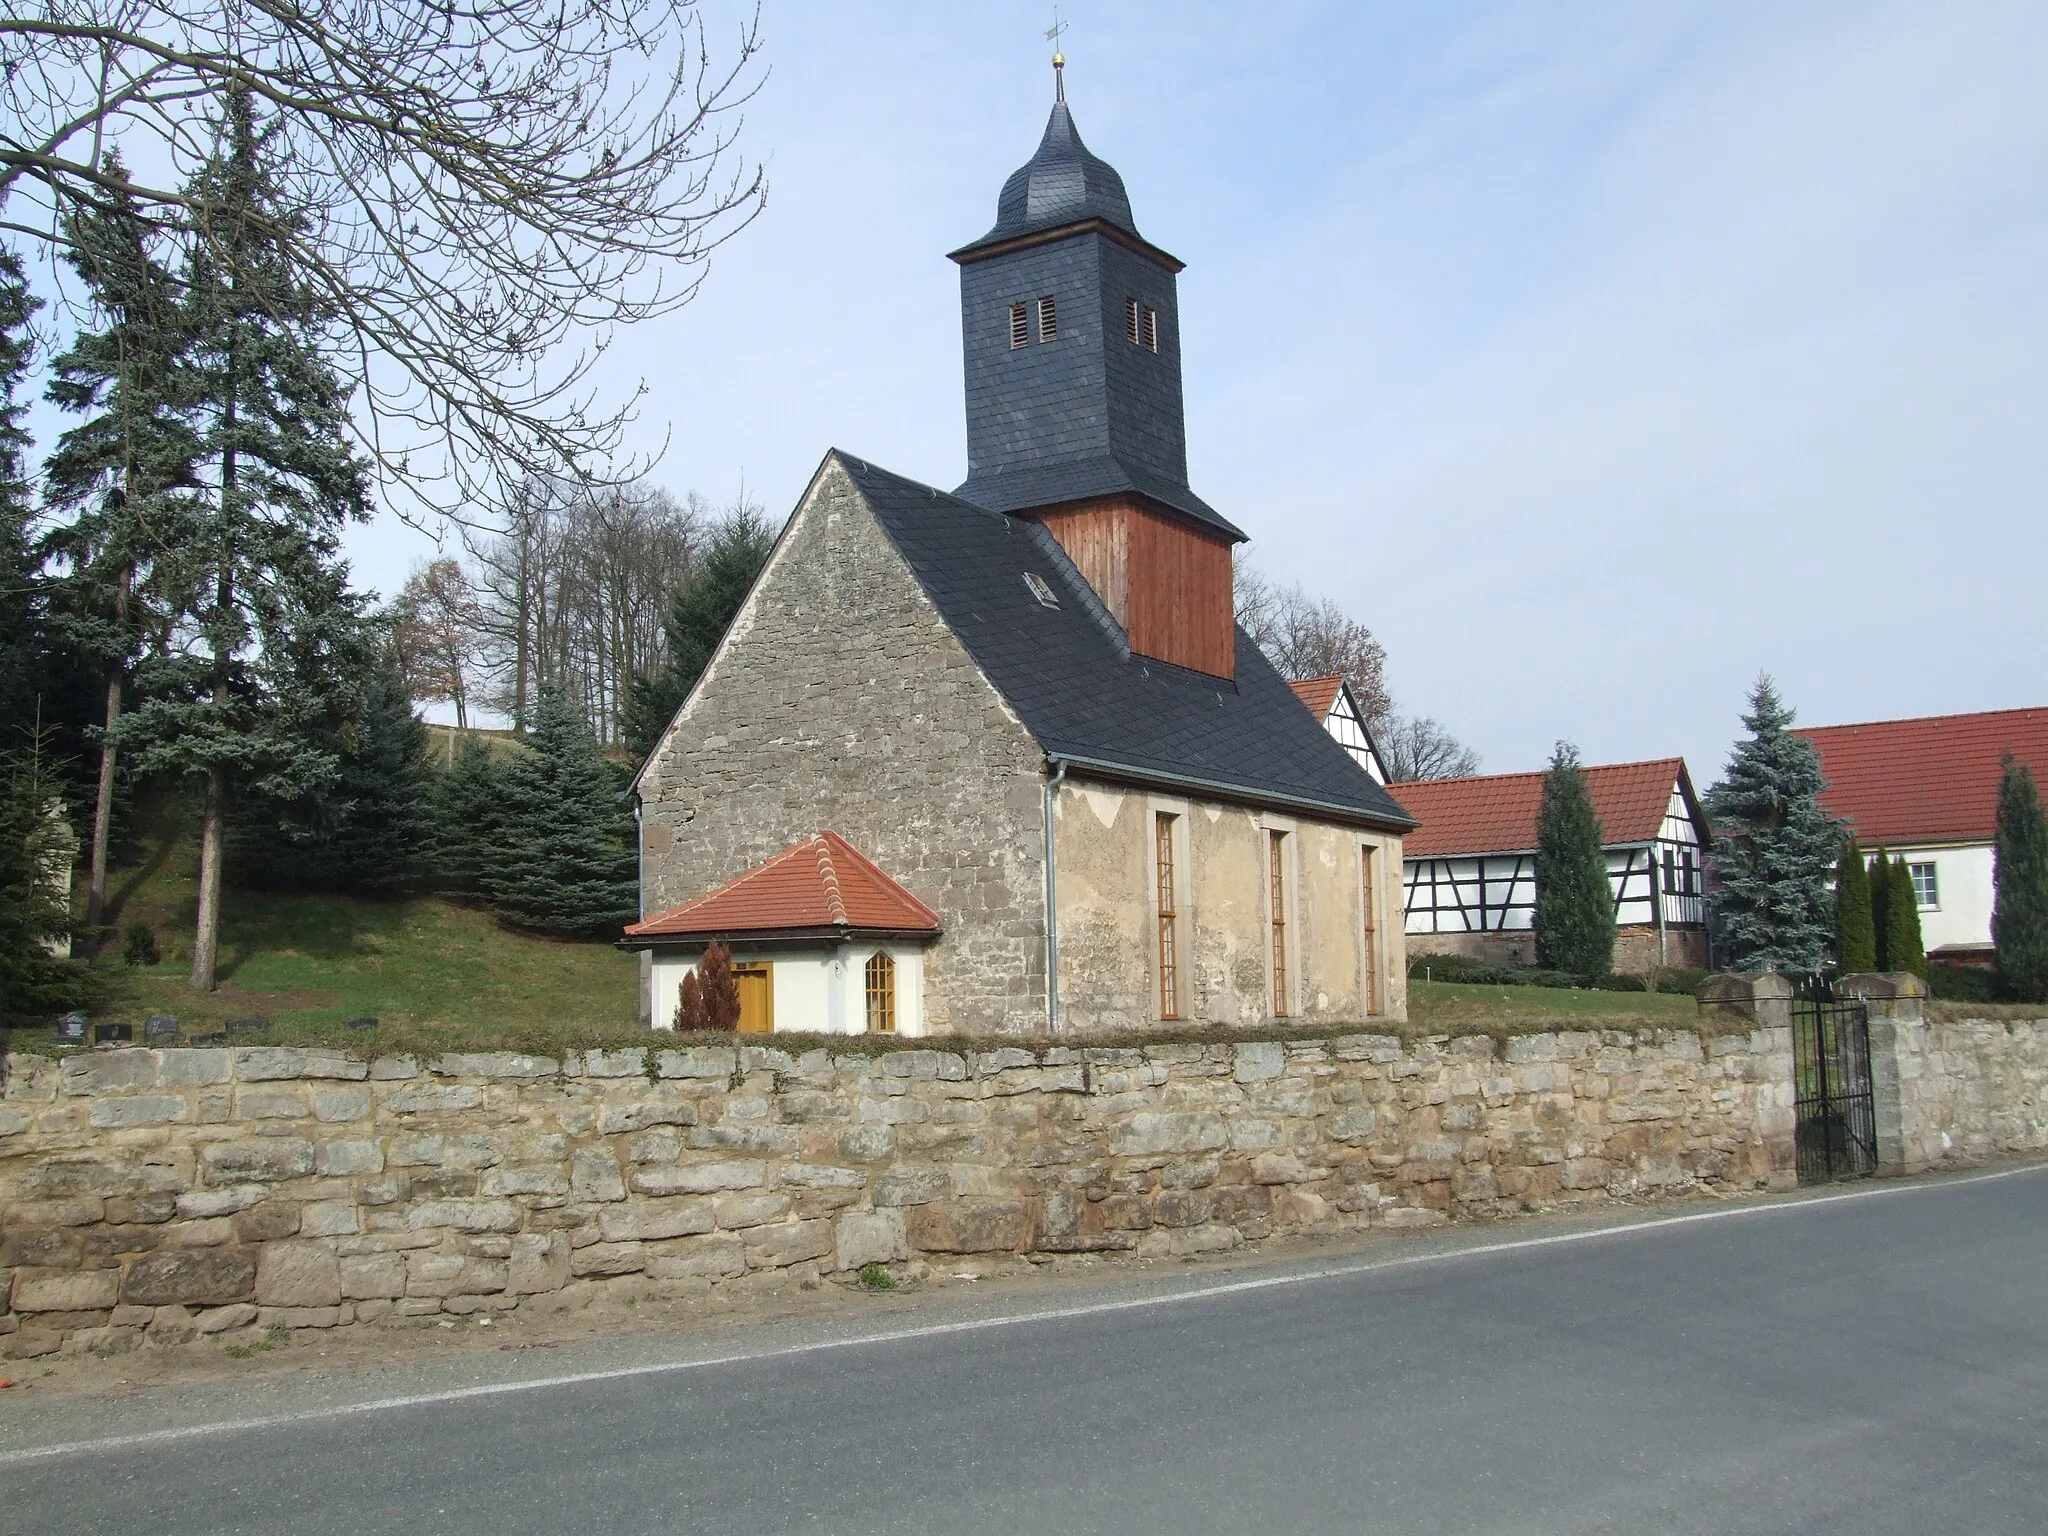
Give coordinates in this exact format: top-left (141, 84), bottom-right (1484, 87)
top-left (648, 943), bottom-right (928, 1035)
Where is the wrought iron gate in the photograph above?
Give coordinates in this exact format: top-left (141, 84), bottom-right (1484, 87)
top-left (1792, 980), bottom-right (1878, 1182)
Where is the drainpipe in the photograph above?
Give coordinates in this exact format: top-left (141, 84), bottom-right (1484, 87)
top-left (633, 798), bottom-right (652, 1029)
top-left (1043, 758), bottom-right (1069, 1037)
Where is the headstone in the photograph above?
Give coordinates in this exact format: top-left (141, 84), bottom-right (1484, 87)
top-left (144, 1014), bottom-right (182, 1041)
top-left (94, 1021), bottom-right (134, 1044)
top-left (55, 1011), bottom-right (88, 1043)
top-left (224, 1017), bottom-right (270, 1036)
top-left (344, 1016), bottom-right (379, 1032)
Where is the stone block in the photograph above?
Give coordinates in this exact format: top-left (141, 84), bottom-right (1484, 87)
top-left (88, 1094), bottom-right (188, 1128)
top-left (12, 1266), bottom-right (121, 1312)
top-left (300, 1201), bottom-right (360, 1238)
top-left (874, 1167), bottom-right (949, 1206)
top-left (339, 1252), bottom-right (407, 1300)
top-left (834, 1209), bottom-right (907, 1271)
top-left (315, 1139), bottom-right (384, 1176)
top-left (234, 1201), bottom-right (304, 1242)
top-left (312, 1086), bottom-right (374, 1122)
top-left (404, 1198), bottom-right (520, 1233)
top-left (176, 1185), bottom-right (266, 1219)
top-left (480, 1165), bottom-right (571, 1198)
top-left (384, 1083), bottom-right (483, 1114)
top-left (569, 1241), bottom-right (647, 1277)
top-left (3, 1328), bottom-right (64, 1359)
top-left (431, 1052), bottom-right (558, 1079)
top-left (510, 1232), bottom-right (571, 1294)
top-left (713, 1193), bottom-right (791, 1230)
top-left (1328, 1108), bottom-right (1379, 1142)
top-left (201, 1139), bottom-right (316, 1184)
top-left (105, 1193), bottom-right (177, 1225)
top-left (1561, 1158), bottom-right (1611, 1191)
top-left (158, 1050), bottom-right (233, 1086)
top-left (0, 1105), bottom-right (30, 1137)
top-left (905, 1200), bottom-right (1031, 1254)
top-left (655, 1047), bottom-right (736, 1079)
top-left (1234, 1042), bottom-right (1286, 1082)
top-left (256, 1242), bottom-right (342, 1307)
top-left (743, 1219), bottom-right (833, 1270)
top-left (147, 1305), bottom-right (200, 1344)
top-left (65, 1050), bottom-right (160, 1092)
top-left (236, 1087), bottom-right (312, 1120)
top-left (630, 1160), bottom-right (764, 1196)
top-left (601, 1103), bottom-right (699, 1136)
top-left (1380, 1206), bottom-right (1447, 1229)
top-left (779, 1163), bottom-right (868, 1190)
top-left (625, 1129), bottom-right (684, 1164)
top-left (645, 1234), bottom-right (746, 1281)
top-left (836, 1125), bottom-right (897, 1161)
top-left (1109, 1112), bottom-right (1228, 1157)
top-left (194, 1302), bottom-right (259, 1334)
top-left (121, 1247), bottom-right (257, 1306)
top-left (600, 1199), bottom-right (715, 1242)
top-left (406, 1253), bottom-right (508, 1298)
top-left (570, 1148), bottom-right (627, 1203)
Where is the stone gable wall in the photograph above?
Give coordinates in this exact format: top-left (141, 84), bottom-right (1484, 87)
top-left (637, 457), bottom-right (1050, 1036)
top-left (3, 1028), bottom-right (1792, 1359)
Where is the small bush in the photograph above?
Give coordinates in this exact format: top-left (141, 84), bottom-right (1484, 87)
top-left (1652, 968), bottom-right (1710, 996)
top-left (672, 969), bottom-right (708, 1032)
top-left (1407, 953), bottom-right (1646, 991)
top-left (698, 942), bottom-right (740, 1032)
top-left (123, 923), bottom-right (160, 967)
top-left (857, 1263), bottom-right (898, 1291)
top-left (1928, 962), bottom-right (2005, 1004)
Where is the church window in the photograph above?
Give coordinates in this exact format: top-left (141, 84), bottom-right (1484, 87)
top-left (1037, 295), bottom-right (1057, 341)
top-left (1125, 296), bottom-right (1141, 344)
top-left (1024, 572), bottom-right (1060, 608)
top-left (1142, 305), bottom-right (1158, 352)
top-left (1156, 814), bottom-right (1181, 1019)
top-left (865, 952), bottom-right (897, 1033)
top-left (1269, 832), bottom-right (1289, 1018)
top-left (1009, 303), bottom-right (1029, 349)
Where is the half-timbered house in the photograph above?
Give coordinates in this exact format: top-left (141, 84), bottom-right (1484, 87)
top-left (1396, 758), bottom-right (1711, 973)
top-left (1290, 677), bottom-right (1389, 784)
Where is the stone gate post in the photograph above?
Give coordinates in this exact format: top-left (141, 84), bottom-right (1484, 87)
top-left (1695, 972), bottom-right (1798, 1187)
top-left (1836, 972), bottom-right (1931, 1174)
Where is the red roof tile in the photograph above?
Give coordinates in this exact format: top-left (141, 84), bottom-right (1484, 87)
top-left (626, 833), bottom-right (941, 940)
top-left (1795, 707), bottom-right (2048, 846)
top-left (1396, 759), bottom-right (1691, 858)
top-left (1289, 676), bottom-right (1343, 721)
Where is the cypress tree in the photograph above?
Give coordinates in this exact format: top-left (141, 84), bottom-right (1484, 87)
top-left (1868, 850), bottom-right (1891, 970)
top-left (1883, 855), bottom-right (1926, 979)
top-left (117, 91), bottom-right (373, 990)
top-left (1532, 741), bottom-right (1615, 976)
top-left (1993, 754), bottom-right (2048, 1003)
top-left (622, 506), bottom-right (775, 760)
top-left (1833, 837), bottom-right (1877, 974)
top-left (1704, 677), bottom-right (1842, 974)
top-left (482, 683), bottom-right (637, 936)
top-left (40, 155), bottom-right (205, 940)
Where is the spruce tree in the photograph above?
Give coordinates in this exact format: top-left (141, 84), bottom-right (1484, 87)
top-left (1883, 855), bottom-right (1926, 978)
top-left (482, 683), bottom-right (637, 936)
top-left (0, 723), bottom-right (94, 1021)
top-left (1833, 837), bottom-right (1877, 974)
top-left (116, 91), bottom-right (373, 990)
top-left (1532, 741), bottom-right (1615, 976)
top-left (430, 732), bottom-right (505, 899)
top-left (0, 249), bottom-right (46, 734)
top-left (1704, 677), bottom-right (1842, 974)
top-left (622, 506), bottom-right (775, 760)
top-left (1993, 754), bottom-right (2048, 1003)
top-left (40, 155), bottom-right (205, 940)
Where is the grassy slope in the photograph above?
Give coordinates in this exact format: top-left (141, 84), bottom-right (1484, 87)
top-left (1407, 978), bottom-right (1700, 1031)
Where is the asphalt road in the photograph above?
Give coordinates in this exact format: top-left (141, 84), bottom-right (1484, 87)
top-left (5, 1167), bottom-right (2046, 1534)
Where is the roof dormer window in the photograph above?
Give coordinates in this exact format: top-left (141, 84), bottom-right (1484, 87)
top-left (1024, 572), bottom-right (1060, 608)
top-left (1009, 303), bottom-right (1029, 349)
top-left (1037, 295), bottom-right (1056, 341)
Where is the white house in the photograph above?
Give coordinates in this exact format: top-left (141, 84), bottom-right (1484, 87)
top-left (1289, 676), bottom-right (1389, 783)
top-left (1798, 707), bottom-right (2048, 965)
top-left (623, 832), bottom-right (939, 1035)
top-left (1396, 758), bottom-right (1712, 974)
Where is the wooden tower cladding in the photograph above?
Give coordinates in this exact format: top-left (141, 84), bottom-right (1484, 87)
top-left (1038, 496), bottom-right (1235, 679)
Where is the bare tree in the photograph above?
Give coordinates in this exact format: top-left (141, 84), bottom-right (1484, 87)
top-left (1234, 556), bottom-right (1391, 728)
top-left (392, 557), bottom-right (481, 728)
top-left (2, 0), bottom-right (766, 518)
top-left (1379, 716), bottom-right (1481, 783)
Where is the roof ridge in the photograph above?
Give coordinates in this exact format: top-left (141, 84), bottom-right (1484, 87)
top-left (812, 834), bottom-right (850, 925)
top-left (1800, 706), bottom-right (2048, 736)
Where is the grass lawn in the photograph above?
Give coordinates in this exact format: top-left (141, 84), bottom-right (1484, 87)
top-left (1407, 978), bottom-right (1704, 1032)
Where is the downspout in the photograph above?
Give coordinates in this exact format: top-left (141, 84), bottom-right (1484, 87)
top-left (633, 798), bottom-right (652, 1030)
top-left (1043, 758), bottom-right (1069, 1037)
top-left (1654, 846), bottom-right (1668, 969)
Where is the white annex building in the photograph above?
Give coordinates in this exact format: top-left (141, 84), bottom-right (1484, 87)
top-left (1798, 708), bottom-right (2048, 966)
top-left (1394, 758), bottom-right (1712, 974)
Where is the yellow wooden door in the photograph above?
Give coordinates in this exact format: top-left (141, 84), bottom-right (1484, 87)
top-left (732, 963), bottom-right (774, 1033)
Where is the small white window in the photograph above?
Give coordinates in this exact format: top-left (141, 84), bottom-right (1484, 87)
top-left (1125, 296), bottom-right (1141, 344)
top-left (1009, 303), bottom-right (1028, 349)
top-left (1909, 861), bottom-right (1939, 910)
top-left (1037, 295), bottom-right (1056, 341)
top-left (1023, 572), bottom-right (1059, 608)
top-left (1142, 306), bottom-right (1158, 353)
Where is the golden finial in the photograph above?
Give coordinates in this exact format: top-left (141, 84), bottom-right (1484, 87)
top-left (1046, 9), bottom-right (1068, 103)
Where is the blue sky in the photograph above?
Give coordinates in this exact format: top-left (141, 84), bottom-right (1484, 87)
top-left (336, 1), bottom-right (2048, 781)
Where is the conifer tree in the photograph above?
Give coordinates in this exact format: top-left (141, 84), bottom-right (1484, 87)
top-left (696, 942), bottom-right (741, 1032)
top-left (430, 732), bottom-right (505, 899)
top-left (482, 683), bottom-right (636, 936)
top-left (673, 968), bottom-right (709, 1031)
top-left (1993, 754), bottom-right (2048, 1003)
top-left (0, 248), bottom-right (45, 733)
top-left (1705, 677), bottom-right (1842, 974)
top-left (0, 722), bottom-right (94, 1021)
top-left (1532, 741), bottom-right (1615, 976)
top-left (116, 91), bottom-right (373, 990)
top-left (1883, 855), bottom-right (1926, 978)
top-left (1868, 850), bottom-right (1891, 970)
top-left (40, 154), bottom-right (204, 939)
top-left (1833, 836), bottom-right (1877, 974)
top-left (622, 507), bottom-right (775, 760)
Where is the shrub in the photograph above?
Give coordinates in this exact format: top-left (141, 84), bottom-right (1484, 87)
top-left (1927, 962), bottom-right (2004, 1005)
top-left (672, 969), bottom-right (709, 1032)
top-left (1652, 967), bottom-right (1710, 996)
top-left (697, 942), bottom-right (741, 1032)
top-left (122, 923), bottom-right (160, 967)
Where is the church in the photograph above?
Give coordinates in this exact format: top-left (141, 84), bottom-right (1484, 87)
top-left (627, 76), bottom-right (1415, 1039)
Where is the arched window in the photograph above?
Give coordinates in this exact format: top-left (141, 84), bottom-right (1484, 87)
top-left (865, 951), bottom-right (897, 1034)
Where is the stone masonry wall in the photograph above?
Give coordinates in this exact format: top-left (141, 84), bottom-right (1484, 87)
top-left (1, 1029), bottom-right (1792, 1359)
top-left (637, 454), bottom-right (1050, 1036)
top-left (1872, 1012), bottom-right (2048, 1171)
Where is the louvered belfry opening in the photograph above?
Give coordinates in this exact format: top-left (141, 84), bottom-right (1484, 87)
top-left (950, 94), bottom-right (1245, 681)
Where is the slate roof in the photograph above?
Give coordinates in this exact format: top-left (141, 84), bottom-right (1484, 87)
top-left (1795, 707), bottom-right (2048, 845)
top-left (1397, 759), bottom-right (1693, 858)
top-left (958, 456), bottom-right (1244, 544)
top-left (837, 453), bottom-right (1414, 830)
top-left (625, 832), bottom-right (941, 943)
top-left (952, 102), bottom-right (1143, 258)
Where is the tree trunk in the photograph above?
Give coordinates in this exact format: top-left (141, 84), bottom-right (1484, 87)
top-left (83, 555), bottom-right (135, 950)
top-left (189, 764), bottom-right (226, 991)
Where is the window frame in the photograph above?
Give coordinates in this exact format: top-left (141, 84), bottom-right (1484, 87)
top-left (1268, 829), bottom-right (1291, 1019)
top-left (1908, 861), bottom-right (1940, 911)
top-left (1009, 302), bottom-right (1029, 349)
top-left (1125, 296), bottom-right (1140, 345)
top-left (864, 951), bottom-right (897, 1034)
top-left (1142, 305), bottom-right (1158, 353)
top-left (1155, 812), bottom-right (1182, 1020)
top-left (1036, 294), bottom-right (1057, 342)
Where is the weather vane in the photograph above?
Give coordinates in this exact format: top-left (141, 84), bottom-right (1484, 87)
top-left (1046, 8), bottom-right (1068, 103)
